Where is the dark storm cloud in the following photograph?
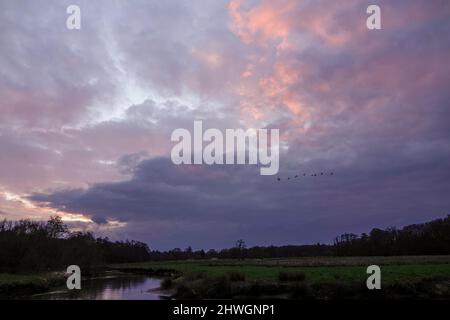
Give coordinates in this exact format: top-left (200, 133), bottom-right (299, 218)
top-left (30, 141), bottom-right (450, 249)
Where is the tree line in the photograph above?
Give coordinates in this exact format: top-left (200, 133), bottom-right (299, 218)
top-left (334, 215), bottom-right (450, 256)
top-left (146, 243), bottom-right (333, 261)
top-left (147, 216), bottom-right (450, 260)
top-left (0, 216), bottom-right (150, 273)
top-left (1, 215), bottom-right (448, 272)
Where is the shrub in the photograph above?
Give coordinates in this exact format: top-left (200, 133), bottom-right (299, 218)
top-left (175, 284), bottom-right (198, 299)
top-left (184, 271), bottom-right (207, 281)
top-left (228, 271), bottom-right (246, 282)
top-left (278, 271), bottom-right (306, 282)
top-left (160, 278), bottom-right (173, 290)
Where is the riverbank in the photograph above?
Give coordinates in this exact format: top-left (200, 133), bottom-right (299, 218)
top-left (0, 273), bottom-right (66, 298)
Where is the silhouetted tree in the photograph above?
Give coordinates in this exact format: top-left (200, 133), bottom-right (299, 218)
top-left (334, 215), bottom-right (450, 256)
top-left (0, 217), bottom-right (151, 273)
top-left (235, 239), bottom-right (247, 260)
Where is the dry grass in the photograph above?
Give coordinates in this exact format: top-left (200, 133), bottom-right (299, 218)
top-left (201, 255), bottom-right (450, 267)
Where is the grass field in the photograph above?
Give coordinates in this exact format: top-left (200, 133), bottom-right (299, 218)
top-left (111, 256), bottom-right (450, 298)
top-left (112, 255), bottom-right (450, 284)
top-left (113, 262), bottom-right (450, 284)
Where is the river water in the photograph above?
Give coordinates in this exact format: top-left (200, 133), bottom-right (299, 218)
top-left (31, 275), bottom-right (164, 300)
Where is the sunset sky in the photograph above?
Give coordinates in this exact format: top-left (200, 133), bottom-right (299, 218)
top-left (1, 0), bottom-right (449, 250)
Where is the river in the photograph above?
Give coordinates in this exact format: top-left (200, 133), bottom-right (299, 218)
top-left (31, 275), bottom-right (165, 300)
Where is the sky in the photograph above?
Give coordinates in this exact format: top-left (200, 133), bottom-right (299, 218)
top-left (1, 0), bottom-right (450, 250)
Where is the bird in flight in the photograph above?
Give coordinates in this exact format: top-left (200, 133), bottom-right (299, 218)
top-left (277, 171), bottom-right (335, 181)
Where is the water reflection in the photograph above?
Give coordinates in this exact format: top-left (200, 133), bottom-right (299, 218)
top-left (32, 275), bottom-right (163, 300)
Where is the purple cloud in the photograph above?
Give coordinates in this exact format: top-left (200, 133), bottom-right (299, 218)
top-left (1, 0), bottom-right (449, 249)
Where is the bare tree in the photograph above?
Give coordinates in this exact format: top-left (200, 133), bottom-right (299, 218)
top-left (235, 239), bottom-right (247, 260)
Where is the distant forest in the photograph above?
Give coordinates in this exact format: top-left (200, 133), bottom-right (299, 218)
top-left (334, 215), bottom-right (450, 256)
top-left (0, 215), bottom-right (449, 273)
top-left (152, 215), bottom-right (450, 260)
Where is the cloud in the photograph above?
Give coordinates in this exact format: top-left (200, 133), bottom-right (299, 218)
top-left (30, 141), bottom-right (450, 249)
top-left (1, 0), bottom-right (450, 249)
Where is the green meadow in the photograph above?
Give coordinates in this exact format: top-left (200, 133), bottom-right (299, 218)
top-left (110, 255), bottom-right (450, 299)
top-left (112, 256), bottom-right (450, 284)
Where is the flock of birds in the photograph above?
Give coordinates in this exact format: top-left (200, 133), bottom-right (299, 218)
top-left (277, 172), bottom-right (334, 181)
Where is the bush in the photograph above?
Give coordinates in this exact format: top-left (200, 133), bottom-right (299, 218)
top-left (175, 284), bottom-right (198, 299)
top-left (228, 271), bottom-right (246, 282)
top-left (160, 278), bottom-right (173, 290)
top-left (291, 283), bottom-right (309, 298)
top-left (278, 271), bottom-right (306, 282)
top-left (184, 271), bottom-right (207, 281)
